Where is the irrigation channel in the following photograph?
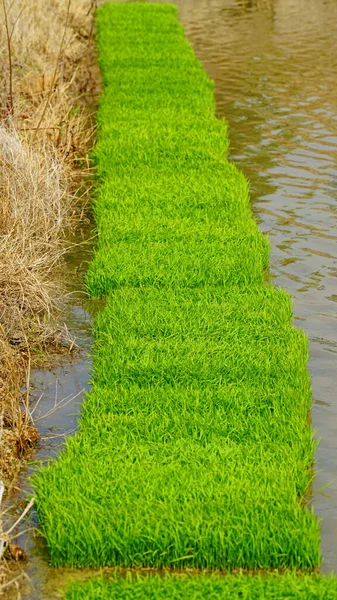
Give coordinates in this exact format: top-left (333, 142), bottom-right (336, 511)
top-left (5, 0), bottom-right (337, 596)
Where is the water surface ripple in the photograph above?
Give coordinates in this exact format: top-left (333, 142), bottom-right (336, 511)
top-left (172, 0), bottom-right (337, 572)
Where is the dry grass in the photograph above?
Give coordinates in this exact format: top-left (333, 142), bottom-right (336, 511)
top-left (0, 126), bottom-right (71, 337)
top-left (0, 0), bottom-right (99, 592)
top-left (0, 0), bottom-right (98, 152)
top-left (0, 0), bottom-right (99, 489)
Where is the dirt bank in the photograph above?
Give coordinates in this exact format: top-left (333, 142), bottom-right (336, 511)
top-left (0, 0), bottom-right (99, 592)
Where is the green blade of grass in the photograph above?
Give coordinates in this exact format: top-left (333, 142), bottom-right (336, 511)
top-left (64, 572), bottom-right (337, 600)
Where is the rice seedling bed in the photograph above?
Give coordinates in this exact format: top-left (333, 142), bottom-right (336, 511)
top-left (34, 2), bottom-right (321, 571)
top-left (65, 573), bottom-right (337, 600)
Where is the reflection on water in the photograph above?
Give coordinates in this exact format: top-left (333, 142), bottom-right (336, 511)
top-left (171, 0), bottom-right (337, 572)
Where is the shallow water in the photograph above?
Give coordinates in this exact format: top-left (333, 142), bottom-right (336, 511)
top-left (171, 0), bottom-right (337, 573)
top-left (5, 229), bottom-right (97, 599)
top-left (6, 0), bottom-right (337, 595)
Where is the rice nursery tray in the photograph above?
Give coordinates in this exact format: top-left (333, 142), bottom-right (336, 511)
top-left (34, 2), bottom-right (321, 572)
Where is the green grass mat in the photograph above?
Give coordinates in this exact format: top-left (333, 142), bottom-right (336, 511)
top-left (65, 573), bottom-right (337, 599)
top-left (33, 2), bottom-right (321, 570)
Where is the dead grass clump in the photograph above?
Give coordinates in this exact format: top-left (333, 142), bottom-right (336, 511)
top-left (0, 125), bottom-right (71, 340)
top-left (0, 332), bottom-right (24, 482)
top-left (0, 325), bottom-right (39, 481)
top-left (0, 0), bottom-right (99, 172)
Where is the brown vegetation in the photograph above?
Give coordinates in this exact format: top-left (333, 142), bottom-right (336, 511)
top-left (0, 0), bottom-right (99, 487)
top-left (0, 0), bottom-right (99, 592)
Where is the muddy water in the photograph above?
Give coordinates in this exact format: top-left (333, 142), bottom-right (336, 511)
top-left (171, 0), bottom-right (337, 573)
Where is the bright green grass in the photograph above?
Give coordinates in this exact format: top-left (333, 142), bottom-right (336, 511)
top-left (65, 573), bottom-right (337, 600)
top-left (33, 2), bottom-right (321, 570)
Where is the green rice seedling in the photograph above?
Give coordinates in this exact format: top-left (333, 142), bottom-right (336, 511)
top-left (65, 572), bottom-right (337, 600)
top-left (34, 285), bottom-right (320, 568)
top-left (33, 2), bottom-right (321, 571)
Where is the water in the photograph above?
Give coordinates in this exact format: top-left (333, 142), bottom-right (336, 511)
top-left (6, 0), bottom-right (337, 594)
top-left (5, 228), bottom-right (98, 599)
top-left (170, 0), bottom-right (337, 572)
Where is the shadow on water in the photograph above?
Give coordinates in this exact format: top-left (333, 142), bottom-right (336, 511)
top-left (5, 0), bottom-right (337, 594)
